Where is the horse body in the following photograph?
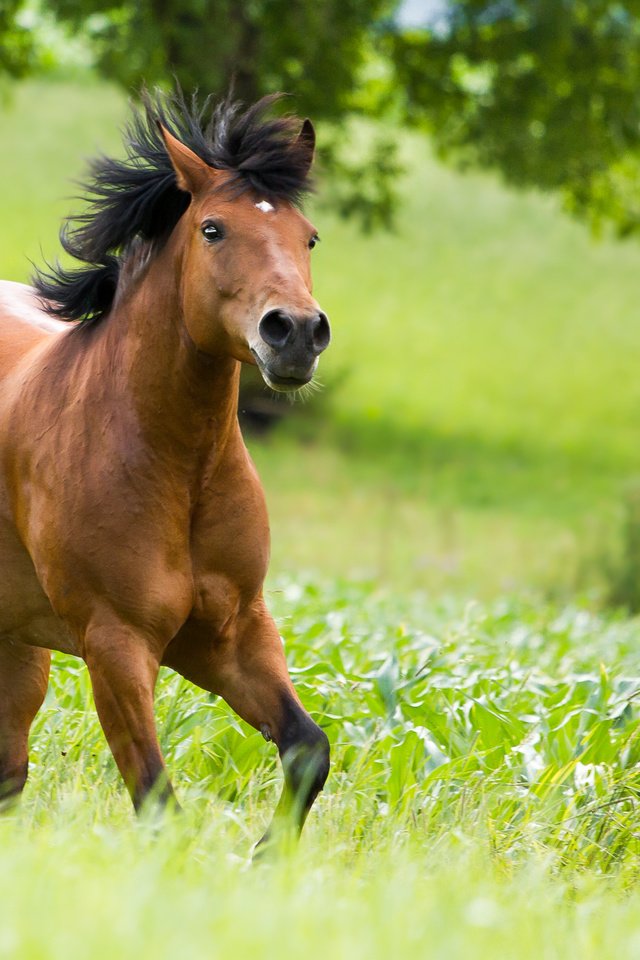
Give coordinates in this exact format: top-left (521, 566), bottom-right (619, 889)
top-left (0, 93), bottom-right (331, 843)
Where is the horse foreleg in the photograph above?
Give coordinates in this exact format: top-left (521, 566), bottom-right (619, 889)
top-left (164, 602), bottom-right (330, 847)
top-left (84, 626), bottom-right (176, 812)
top-left (0, 639), bottom-right (50, 802)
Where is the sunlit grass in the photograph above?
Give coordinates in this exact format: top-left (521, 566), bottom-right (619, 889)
top-left (4, 817), bottom-right (640, 960)
top-left (0, 581), bottom-right (637, 957)
top-left (22, 580), bottom-right (640, 870)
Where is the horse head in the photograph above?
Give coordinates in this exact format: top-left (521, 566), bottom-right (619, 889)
top-left (160, 123), bottom-right (330, 392)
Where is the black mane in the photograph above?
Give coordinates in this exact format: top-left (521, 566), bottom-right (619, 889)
top-left (33, 90), bottom-right (314, 324)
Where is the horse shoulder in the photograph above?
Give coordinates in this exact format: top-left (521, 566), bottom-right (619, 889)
top-left (2, 371), bottom-right (194, 646)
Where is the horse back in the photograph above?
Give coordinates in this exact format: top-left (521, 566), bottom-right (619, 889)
top-left (0, 280), bottom-right (69, 380)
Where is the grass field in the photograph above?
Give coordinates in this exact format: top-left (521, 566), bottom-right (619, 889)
top-left (3, 75), bottom-right (640, 958)
top-left (4, 581), bottom-right (640, 958)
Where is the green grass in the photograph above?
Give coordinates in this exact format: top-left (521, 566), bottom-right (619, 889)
top-left (2, 579), bottom-right (640, 958)
top-left (2, 77), bottom-right (640, 594)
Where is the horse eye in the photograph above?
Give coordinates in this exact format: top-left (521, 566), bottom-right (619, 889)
top-left (202, 222), bottom-right (223, 243)
top-left (309, 234), bottom-right (320, 250)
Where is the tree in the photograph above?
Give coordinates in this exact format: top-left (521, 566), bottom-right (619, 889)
top-left (388, 0), bottom-right (640, 237)
top-left (47, 0), bottom-right (386, 115)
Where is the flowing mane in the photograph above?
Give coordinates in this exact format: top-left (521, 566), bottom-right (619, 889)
top-left (33, 90), bottom-right (314, 325)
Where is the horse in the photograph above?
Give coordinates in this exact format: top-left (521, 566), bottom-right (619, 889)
top-left (0, 90), bottom-right (331, 847)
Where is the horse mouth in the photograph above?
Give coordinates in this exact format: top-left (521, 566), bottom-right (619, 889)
top-left (251, 350), bottom-right (314, 393)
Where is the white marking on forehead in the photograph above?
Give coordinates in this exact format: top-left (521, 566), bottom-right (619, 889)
top-left (255, 199), bottom-right (275, 213)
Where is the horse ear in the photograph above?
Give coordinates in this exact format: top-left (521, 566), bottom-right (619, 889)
top-left (297, 119), bottom-right (316, 174)
top-left (158, 124), bottom-right (212, 195)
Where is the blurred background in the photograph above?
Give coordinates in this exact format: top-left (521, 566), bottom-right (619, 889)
top-left (2, 0), bottom-right (640, 603)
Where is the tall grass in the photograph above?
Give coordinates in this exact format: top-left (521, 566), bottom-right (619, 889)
top-left (3, 580), bottom-right (640, 958)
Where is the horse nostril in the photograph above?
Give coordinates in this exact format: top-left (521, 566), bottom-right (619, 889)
top-left (259, 310), bottom-right (295, 350)
top-left (310, 312), bottom-right (331, 355)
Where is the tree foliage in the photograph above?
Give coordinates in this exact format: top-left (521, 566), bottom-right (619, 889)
top-left (389, 1), bottom-right (640, 236)
top-left (46, 0), bottom-right (389, 117)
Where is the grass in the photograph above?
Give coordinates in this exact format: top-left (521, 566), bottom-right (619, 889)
top-left (5, 827), bottom-right (640, 960)
top-left (3, 830), bottom-right (640, 960)
top-left (3, 579), bottom-right (640, 957)
top-left (2, 77), bottom-right (640, 593)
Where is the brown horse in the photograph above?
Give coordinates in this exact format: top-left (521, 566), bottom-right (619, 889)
top-left (0, 91), bottom-right (331, 845)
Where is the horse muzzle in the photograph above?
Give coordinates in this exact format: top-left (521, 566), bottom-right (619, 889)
top-left (252, 308), bottom-right (330, 392)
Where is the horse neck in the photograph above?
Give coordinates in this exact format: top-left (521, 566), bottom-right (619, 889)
top-left (94, 243), bottom-right (241, 463)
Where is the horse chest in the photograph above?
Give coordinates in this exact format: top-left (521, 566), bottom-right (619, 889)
top-left (189, 463), bottom-right (271, 623)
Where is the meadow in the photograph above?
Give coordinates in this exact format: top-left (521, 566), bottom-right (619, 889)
top-left (2, 76), bottom-right (640, 957)
top-left (7, 583), bottom-right (640, 958)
